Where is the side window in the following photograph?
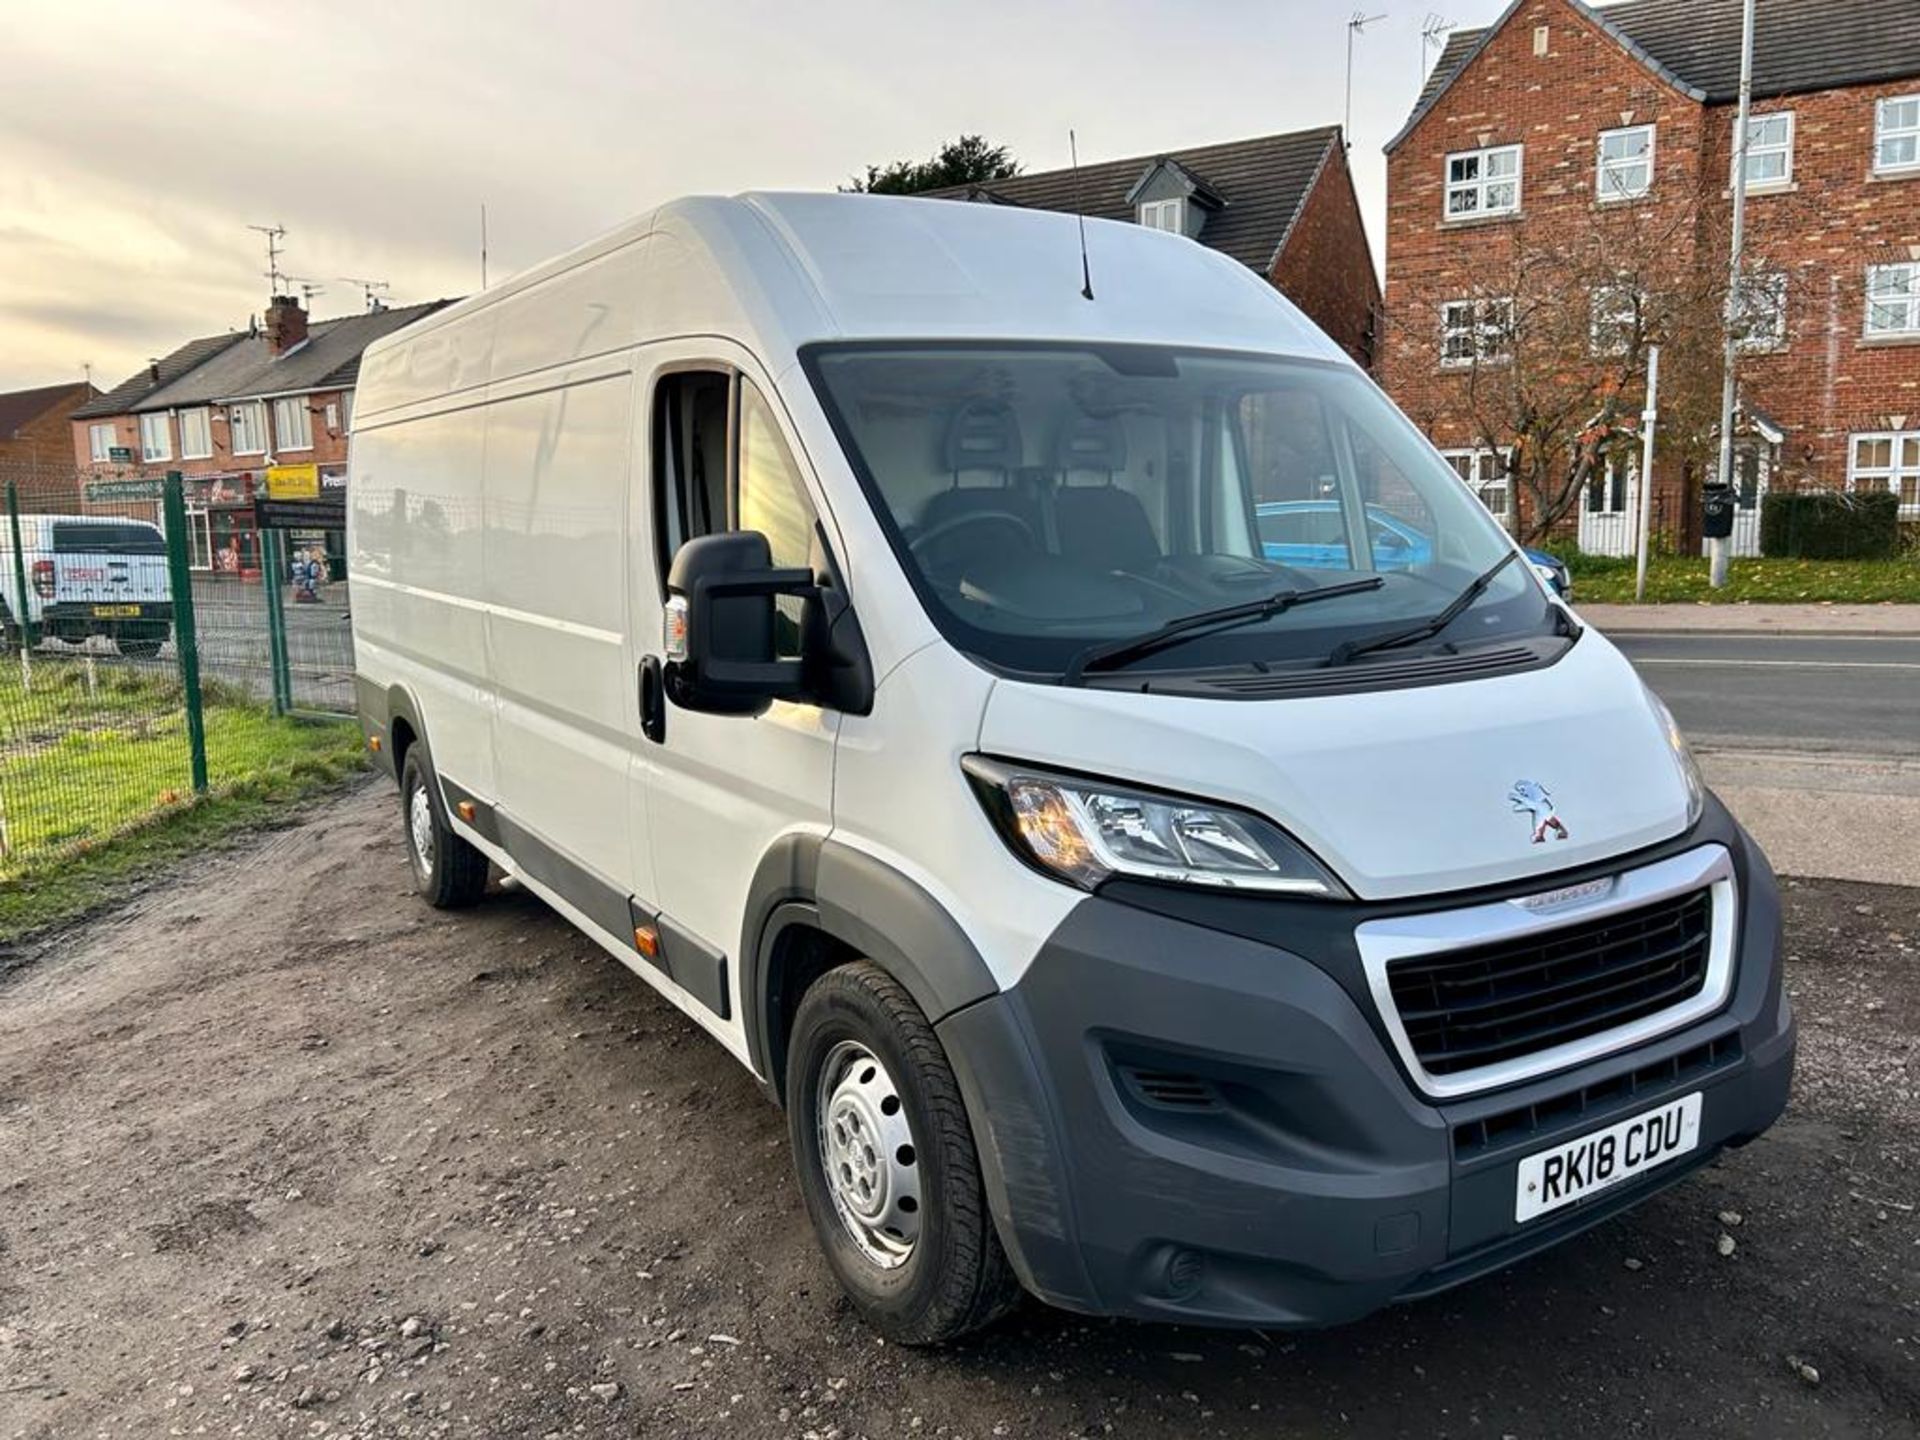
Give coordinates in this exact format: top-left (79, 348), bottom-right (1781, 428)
top-left (654, 368), bottom-right (817, 658)
top-left (738, 378), bottom-right (815, 572)
top-left (654, 370), bottom-right (731, 568)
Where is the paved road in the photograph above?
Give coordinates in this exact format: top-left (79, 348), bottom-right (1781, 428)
top-left (1610, 632), bottom-right (1920, 755)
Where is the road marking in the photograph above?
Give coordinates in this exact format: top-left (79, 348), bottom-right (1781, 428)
top-left (1632, 657), bottom-right (1920, 670)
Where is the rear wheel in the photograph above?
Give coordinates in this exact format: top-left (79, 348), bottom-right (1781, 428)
top-left (787, 962), bottom-right (1022, 1344)
top-left (399, 746), bottom-right (488, 909)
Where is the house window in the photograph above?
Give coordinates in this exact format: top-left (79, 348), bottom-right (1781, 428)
top-left (273, 396), bottom-right (314, 451)
top-left (1440, 297), bottom-right (1514, 367)
top-left (340, 390), bottom-right (354, 433)
top-left (1589, 285), bottom-right (1639, 356)
top-left (138, 412), bottom-right (171, 463)
top-left (179, 407), bottom-right (212, 459)
top-left (1440, 447), bottom-right (1514, 525)
top-left (1732, 271), bottom-right (1788, 351)
top-left (1736, 112), bottom-right (1794, 189)
top-left (1586, 452), bottom-right (1635, 514)
top-left (229, 400), bottom-right (268, 455)
top-left (1875, 95), bottom-right (1920, 174)
top-left (1445, 144), bottom-right (1522, 219)
top-left (1137, 198), bottom-right (1185, 233)
top-left (87, 423), bottom-right (115, 462)
top-left (1865, 262), bottom-right (1920, 337)
top-left (1596, 124), bottom-right (1654, 200)
top-left (1849, 432), bottom-right (1920, 516)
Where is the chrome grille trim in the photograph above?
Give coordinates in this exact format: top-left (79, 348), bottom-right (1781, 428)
top-left (1357, 844), bottom-right (1737, 1100)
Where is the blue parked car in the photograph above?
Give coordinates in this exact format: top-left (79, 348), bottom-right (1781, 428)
top-left (1254, 500), bottom-right (1571, 599)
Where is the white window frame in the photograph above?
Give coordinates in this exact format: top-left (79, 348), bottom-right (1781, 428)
top-left (138, 411), bottom-right (171, 463)
top-left (1440, 296), bottom-right (1514, 368)
top-left (1865, 261), bottom-right (1920, 337)
top-left (87, 423), bottom-right (115, 463)
top-left (1848, 431), bottom-right (1920, 517)
top-left (272, 396), bottom-right (314, 452)
top-left (229, 400), bottom-right (268, 456)
top-left (1596, 124), bottom-right (1655, 201)
top-left (1445, 144), bottom-right (1523, 220)
top-left (1731, 270), bottom-right (1788, 352)
top-left (1137, 198), bottom-right (1185, 233)
top-left (1735, 111), bottom-right (1795, 190)
top-left (1589, 284), bottom-right (1640, 356)
top-left (1874, 94), bottom-right (1920, 175)
top-left (178, 406), bottom-right (213, 460)
top-left (339, 389), bottom-right (354, 434)
top-left (1440, 447), bottom-right (1515, 524)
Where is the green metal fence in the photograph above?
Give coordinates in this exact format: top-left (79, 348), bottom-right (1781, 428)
top-left (0, 471), bottom-right (360, 881)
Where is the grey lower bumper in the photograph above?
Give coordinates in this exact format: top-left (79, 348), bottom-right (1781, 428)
top-left (937, 818), bottom-right (1795, 1329)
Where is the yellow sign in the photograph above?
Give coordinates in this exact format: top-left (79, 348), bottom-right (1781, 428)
top-left (266, 463), bottom-right (320, 500)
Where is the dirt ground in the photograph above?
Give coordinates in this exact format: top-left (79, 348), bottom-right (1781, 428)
top-left (0, 779), bottom-right (1915, 1439)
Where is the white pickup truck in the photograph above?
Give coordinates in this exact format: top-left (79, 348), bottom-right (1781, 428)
top-left (0, 514), bottom-right (174, 657)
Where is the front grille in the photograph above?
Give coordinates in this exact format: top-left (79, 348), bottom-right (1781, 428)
top-left (1387, 889), bottom-right (1714, 1077)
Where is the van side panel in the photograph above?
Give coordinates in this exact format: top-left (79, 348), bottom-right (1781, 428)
top-left (350, 402), bottom-right (495, 796)
top-left (481, 359), bottom-right (642, 903)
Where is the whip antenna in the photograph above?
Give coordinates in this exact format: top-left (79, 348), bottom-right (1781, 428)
top-left (1069, 130), bottom-right (1095, 301)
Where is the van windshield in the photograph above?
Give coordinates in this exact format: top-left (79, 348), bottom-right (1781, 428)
top-left (804, 343), bottom-right (1551, 681)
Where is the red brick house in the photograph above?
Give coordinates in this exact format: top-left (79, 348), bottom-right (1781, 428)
top-left (0, 381), bottom-right (99, 495)
top-left (71, 297), bottom-right (447, 572)
top-left (927, 127), bottom-right (1381, 368)
top-left (1379, 0), bottom-right (1920, 554)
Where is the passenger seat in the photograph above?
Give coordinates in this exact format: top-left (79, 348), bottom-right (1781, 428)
top-left (1052, 414), bottom-right (1160, 573)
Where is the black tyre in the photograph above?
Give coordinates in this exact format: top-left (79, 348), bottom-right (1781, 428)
top-left (399, 746), bottom-right (488, 909)
top-left (786, 961), bottom-right (1022, 1344)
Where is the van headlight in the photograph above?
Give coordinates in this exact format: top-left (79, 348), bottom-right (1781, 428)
top-left (1645, 689), bottom-right (1705, 827)
top-left (962, 756), bottom-right (1349, 897)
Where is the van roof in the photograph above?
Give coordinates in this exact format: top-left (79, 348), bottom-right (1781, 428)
top-left (357, 192), bottom-right (1344, 416)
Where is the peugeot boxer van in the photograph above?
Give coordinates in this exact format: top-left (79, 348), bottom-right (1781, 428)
top-left (349, 193), bottom-right (1794, 1343)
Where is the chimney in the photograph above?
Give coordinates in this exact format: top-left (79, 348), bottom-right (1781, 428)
top-left (264, 294), bottom-right (309, 357)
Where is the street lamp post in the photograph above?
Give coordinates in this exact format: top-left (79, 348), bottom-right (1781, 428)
top-left (1710, 0), bottom-right (1758, 589)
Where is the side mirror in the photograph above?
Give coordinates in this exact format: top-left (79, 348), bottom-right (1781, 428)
top-left (664, 531), bottom-right (816, 715)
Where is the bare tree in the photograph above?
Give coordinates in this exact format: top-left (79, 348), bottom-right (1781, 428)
top-left (1386, 194), bottom-right (1799, 546)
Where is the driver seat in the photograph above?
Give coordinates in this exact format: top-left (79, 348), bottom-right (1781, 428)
top-left (915, 400), bottom-right (1042, 580)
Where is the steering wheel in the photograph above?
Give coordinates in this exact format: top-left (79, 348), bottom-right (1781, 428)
top-left (908, 509), bottom-right (1037, 557)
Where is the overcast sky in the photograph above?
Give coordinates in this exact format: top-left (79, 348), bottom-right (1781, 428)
top-left (0, 0), bottom-right (1510, 395)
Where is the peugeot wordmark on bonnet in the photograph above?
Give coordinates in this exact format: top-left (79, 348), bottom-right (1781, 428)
top-left (350, 192), bottom-right (1793, 1343)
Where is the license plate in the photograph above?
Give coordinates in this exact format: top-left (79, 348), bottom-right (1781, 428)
top-left (91, 604), bottom-right (141, 618)
top-left (1515, 1092), bottom-right (1702, 1222)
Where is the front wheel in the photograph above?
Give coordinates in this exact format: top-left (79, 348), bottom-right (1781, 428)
top-left (399, 746), bottom-right (488, 909)
top-left (787, 962), bottom-right (1022, 1344)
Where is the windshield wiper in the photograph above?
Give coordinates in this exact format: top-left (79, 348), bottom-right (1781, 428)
top-left (1062, 576), bottom-right (1386, 685)
top-left (1325, 549), bottom-right (1519, 667)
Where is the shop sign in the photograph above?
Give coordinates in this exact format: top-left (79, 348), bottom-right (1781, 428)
top-left (266, 463), bottom-right (321, 501)
top-left (84, 476), bottom-right (166, 502)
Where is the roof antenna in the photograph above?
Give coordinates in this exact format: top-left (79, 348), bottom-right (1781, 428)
top-left (1421, 13), bottom-right (1455, 85)
top-left (1069, 130), bottom-right (1094, 302)
top-left (1345, 12), bottom-right (1388, 152)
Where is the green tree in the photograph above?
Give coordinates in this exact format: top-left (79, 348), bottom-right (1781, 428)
top-left (844, 135), bottom-right (1020, 195)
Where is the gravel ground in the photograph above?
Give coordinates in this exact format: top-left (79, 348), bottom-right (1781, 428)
top-left (0, 780), bottom-right (1914, 1439)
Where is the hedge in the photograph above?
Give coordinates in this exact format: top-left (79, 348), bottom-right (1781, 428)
top-left (1759, 490), bottom-right (1901, 559)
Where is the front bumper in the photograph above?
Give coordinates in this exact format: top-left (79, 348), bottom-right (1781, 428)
top-left (938, 805), bottom-right (1794, 1328)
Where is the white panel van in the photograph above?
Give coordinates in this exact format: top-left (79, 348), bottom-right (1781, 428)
top-left (350, 193), bottom-right (1794, 1343)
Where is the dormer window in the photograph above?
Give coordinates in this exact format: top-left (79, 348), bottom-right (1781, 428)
top-left (1138, 198), bottom-right (1186, 233)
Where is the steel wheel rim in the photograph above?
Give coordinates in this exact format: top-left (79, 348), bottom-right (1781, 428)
top-left (408, 782), bottom-right (435, 877)
top-left (816, 1040), bottom-right (921, 1269)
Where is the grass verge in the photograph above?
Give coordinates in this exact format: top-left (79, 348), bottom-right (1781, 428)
top-left (0, 657), bottom-right (369, 943)
top-left (1558, 554), bottom-right (1920, 605)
